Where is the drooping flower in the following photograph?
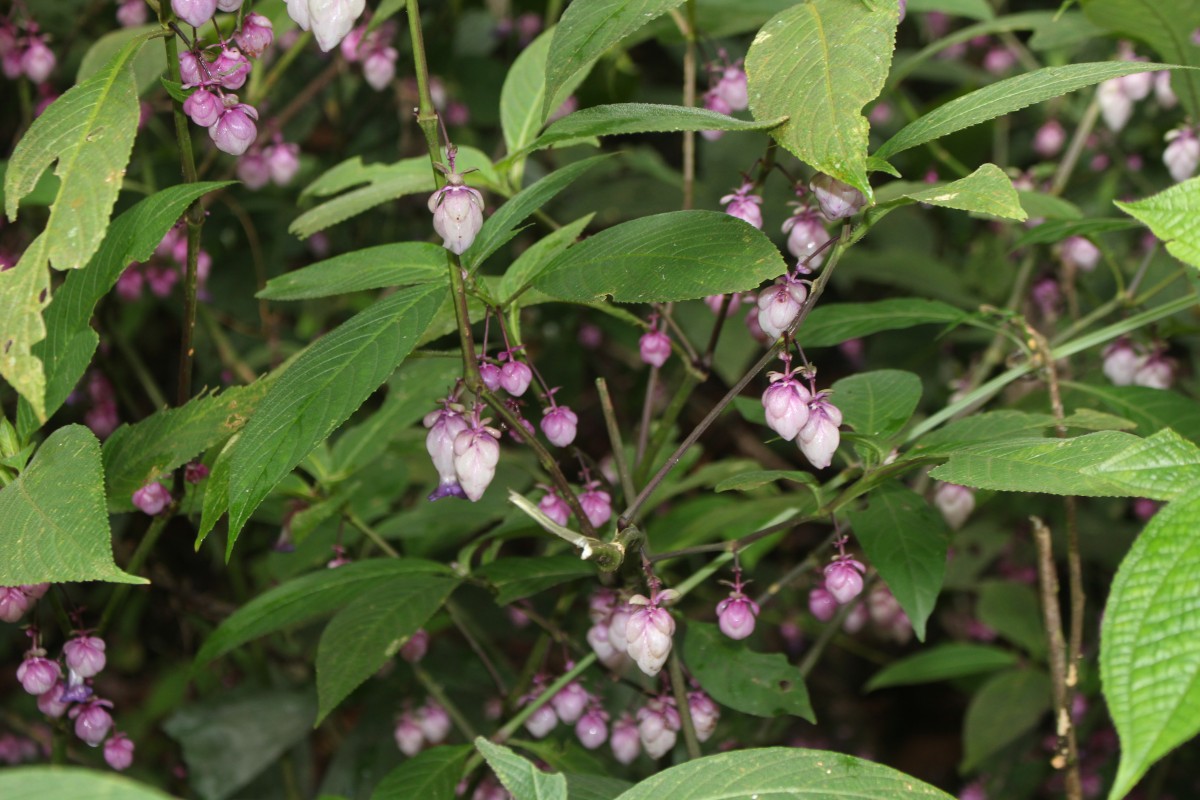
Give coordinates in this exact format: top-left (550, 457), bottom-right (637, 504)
top-left (70, 699), bottom-right (113, 747)
top-left (452, 414), bottom-right (501, 502)
top-left (104, 732), bottom-right (135, 771)
top-left (132, 482), bottom-right (171, 516)
top-left (610, 713), bottom-right (641, 764)
top-left (625, 589), bottom-right (678, 676)
top-left (823, 553), bottom-right (867, 605)
top-left (63, 636), bottom-right (107, 679)
top-left (1102, 338), bottom-right (1141, 386)
top-left (183, 87), bottom-right (222, 128)
top-left (636, 696), bottom-right (681, 759)
top-left (551, 680), bottom-right (589, 725)
top-left (579, 483), bottom-right (612, 529)
top-left (576, 706), bottom-right (609, 750)
top-left (762, 367), bottom-right (812, 441)
top-left (933, 482), bottom-right (975, 531)
top-left (716, 583), bottom-right (760, 641)
top-left (523, 702), bottom-right (558, 739)
top-left (0, 587), bottom-right (31, 623)
top-left (639, 327), bottom-right (672, 368)
top-left (1134, 352), bottom-right (1174, 389)
top-left (17, 654), bottom-right (61, 696)
top-left (211, 47), bottom-right (250, 90)
top-left (424, 403), bottom-right (469, 501)
top-left (172, 0), bottom-right (218, 28)
top-left (1164, 127), bottom-right (1200, 183)
top-left (1058, 236), bottom-right (1101, 273)
top-left (810, 173), bottom-right (866, 220)
top-left (687, 690), bottom-right (720, 742)
top-left (756, 280), bottom-right (807, 340)
top-left (541, 404), bottom-right (578, 448)
top-left (399, 629), bottom-right (429, 663)
top-left (808, 587), bottom-right (838, 622)
top-left (236, 13), bottom-right (275, 58)
top-left (498, 356), bottom-right (532, 396)
top-left (209, 98), bottom-right (259, 156)
top-left (286, 0), bottom-right (367, 52)
top-left (1033, 120), bottom-right (1067, 159)
top-left (538, 490), bottom-right (571, 527)
top-left (721, 182), bottom-right (764, 229)
top-left (393, 713), bottom-right (424, 756)
top-left (265, 140), bottom-right (301, 186)
top-left (712, 63), bottom-right (748, 111)
top-left (416, 701), bottom-right (451, 744)
top-left (797, 391), bottom-right (842, 469)
top-left (782, 207), bottom-right (828, 268)
top-left (428, 151), bottom-right (484, 255)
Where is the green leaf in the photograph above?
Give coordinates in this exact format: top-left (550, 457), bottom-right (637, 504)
top-left (77, 24), bottom-right (165, 94)
top-left (475, 737), bottom-right (568, 800)
top-left (258, 243), bottom-right (445, 301)
top-left (18, 182), bottom-right (233, 438)
top-left (565, 774), bottom-right (634, 800)
top-left (225, 284), bottom-right (444, 550)
top-left (976, 581), bottom-right (1046, 658)
top-left (847, 482), bottom-right (948, 641)
top-left (907, 0), bottom-right (994, 19)
top-left (746, 0), bottom-right (899, 200)
top-left (1102, 485), bottom-right (1200, 799)
top-left (164, 691), bottom-right (316, 800)
top-left (0, 425), bottom-right (143, 586)
top-left (961, 669), bottom-right (1052, 771)
top-left (1065, 383), bottom-right (1200, 443)
top-left (477, 555), bottom-right (596, 605)
top-left (196, 435), bottom-right (234, 548)
top-left (799, 298), bottom-right (965, 348)
top-left (714, 469), bottom-right (820, 495)
top-left (103, 381), bottom-right (273, 512)
top-left (1, 35), bottom-right (149, 419)
top-left (1116, 177), bottom-right (1200, 271)
top-left (910, 411), bottom-right (1057, 458)
top-left (194, 559), bottom-right (450, 667)
top-left (928, 431), bottom-right (1144, 496)
top-left (1082, 0), bottom-right (1200, 119)
top-left (1081, 428), bottom-right (1200, 501)
top-left (541, 0), bottom-right (686, 119)
top-left (832, 370), bottom-right (923, 439)
top-left (612, 747), bottom-right (954, 800)
top-left (865, 644), bottom-right (1018, 692)
top-left (890, 164), bottom-right (1027, 221)
top-left (316, 574), bottom-right (460, 723)
top-left (500, 215), bottom-right (594, 302)
top-left (371, 745), bottom-right (472, 800)
top-left (888, 11), bottom-right (1058, 88)
top-left (465, 156), bottom-right (608, 270)
top-left (0, 768), bottom-right (173, 800)
top-left (502, 28), bottom-right (556, 157)
top-left (682, 622), bottom-right (815, 721)
top-left (534, 210), bottom-right (787, 303)
top-left (876, 62), bottom-right (1173, 160)
top-left (1012, 217), bottom-right (1140, 249)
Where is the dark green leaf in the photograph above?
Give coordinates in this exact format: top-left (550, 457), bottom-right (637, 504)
top-left (371, 745), bottom-right (471, 800)
top-left (477, 555), bottom-right (596, 605)
top-left (961, 669), bottom-right (1051, 771)
top-left (714, 470), bottom-right (819, 496)
top-left (258, 243), bottom-right (445, 301)
top-left (565, 774), bottom-right (634, 800)
top-left (799, 298), bottom-right (965, 348)
top-left (832, 370), bottom-right (923, 440)
top-left (976, 581), bottom-right (1046, 658)
top-left (909, 411), bottom-right (1056, 458)
top-left (866, 644), bottom-right (1018, 691)
top-left (1066, 383), bottom-right (1200, 443)
top-left (1012, 218), bottom-right (1139, 249)
top-left (475, 737), bottom-right (568, 800)
top-left (500, 215), bottom-right (594, 302)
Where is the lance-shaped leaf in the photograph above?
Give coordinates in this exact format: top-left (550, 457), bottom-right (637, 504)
top-left (885, 163), bottom-right (1027, 221)
top-left (746, 0), bottom-right (899, 200)
top-left (1116, 177), bottom-right (1200, 272)
top-left (0, 768), bottom-right (173, 800)
top-left (257, 243), bottom-right (445, 301)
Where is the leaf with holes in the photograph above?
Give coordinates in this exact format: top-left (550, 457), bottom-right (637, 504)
top-left (682, 622), bottom-right (814, 721)
top-left (889, 164), bottom-right (1027, 221)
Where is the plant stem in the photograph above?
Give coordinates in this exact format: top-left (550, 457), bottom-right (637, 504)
top-left (1051, 98), bottom-right (1099, 196)
top-left (346, 512), bottom-right (401, 558)
top-left (415, 664), bottom-right (478, 740)
top-left (669, 650), bottom-right (702, 760)
top-left (635, 372), bottom-right (700, 490)
top-left (797, 577), bottom-right (873, 679)
top-left (98, 513), bottom-right (170, 634)
top-left (597, 378), bottom-right (637, 504)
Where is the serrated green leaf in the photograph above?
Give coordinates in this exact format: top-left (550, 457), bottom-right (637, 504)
top-left (0, 425), bottom-right (143, 585)
top-left (565, 774), bottom-right (634, 800)
top-left (371, 745), bottom-right (472, 800)
top-left (799, 298), bottom-right (966, 348)
top-left (0, 768), bottom-right (173, 800)
top-left (907, 0), bottom-right (994, 19)
top-left (77, 24), bottom-right (165, 94)
top-left (866, 644), bottom-right (1018, 692)
top-left (977, 581), bottom-right (1046, 658)
top-left (476, 555), bottom-right (596, 605)
top-left (534, 210), bottom-right (787, 303)
top-left (612, 748), bottom-right (954, 799)
top-left (833, 370), bottom-right (923, 440)
top-left (500, 215), bottom-right (593, 302)
top-left (475, 738), bottom-right (568, 800)
top-left (888, 11), bottom-right (1058, 88)
top-left (1, 35), bottom-right (150, 419)
top-left (225, 284), bottom-right (445, 550)
top-left (961, 669), bottom-right (1052, 771)
top-left (876, 62), bottom-right (1173, 160)
top-left (1065, 383), bottom-right (1200, 443)
top-left (258, 243), bottom-right (445, 301)
top-left (317, 575), bottom-right (459, 723)
top-left (542, 0), bottom-right (685, 119)
top-left (1116, 177), bottom-right (1200, 271)
top-left (1102, 485), bottom-right (1200, 799)
top-left (196, 434), bottom-right (234, 548)
top-left (1082, 0), bottom-right (1200, 119)
top-left (909, 411), bottom-right (1057, 458)
top-left (1081, 428), bottom-right (1200, 501)
top-left (847, 482), bottom-right (948, 641)
top-left (195, 559), bottom-right (450, 667)
top-left (682, 621), bottom-right (814, 721)
top-left (747, 0), bottom-right (899, 200)
top-left (714, 469), bottom-right (820, 496)
top-left (928, 431), bottom-right (1144, 496)
top-left (891, 164), bottom-right (1027, 221)
top-left (502, 28), bottom-right (556, 157)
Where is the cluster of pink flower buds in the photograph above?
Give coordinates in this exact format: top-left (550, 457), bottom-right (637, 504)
top-left (1163, 126), bottom-right (1200, 183)
top-left (341, 21), bottom-right (399, 91)
top-left (1097, 43), bottom-right (1171, 132)
top-left (587, 590), bottom-right (631, 670)
top-left (117, 223), bottom-right (212, 303)
top-left (625, 588), bottom-right (679, 676)
top-left (286, 0), bottom-right (367, 52)
top-left (237, 136), bottom-right (302, 190)
top-left (424, 401), bottom-right (499, 502)
top-left (701, 53), bottom-right (749, 141)
top-left (760, 354), bottom-right (843, 469)
top-left (0, 20), bottom-right (56, 84)
top-left (428, 148), bottom-right (485, 255)
top-left (0, 584), bottom-right (48, 623)
top-left (636, 695), bottom-right (681, 759)
top-left (393, 699), bottom-right (451, 756)
top-left (1102, 338), bottom-right (1175, 389)
top-left (721, 181), bottom-right (764, 229)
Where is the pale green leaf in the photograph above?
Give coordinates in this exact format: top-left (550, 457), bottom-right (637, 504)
top-left (475, 738), bottom-right (568, 800)
top-left (225, 284), bottom-right (445, 549)
top-left (258, 243), bottom-right (445, 301)
top-left (1065, 383), bottom-right (1200, 443)
top-left (0, 768), bottom-right (173, 800)
top-left (682, 622), bottom-right (815, 721)
top-left (500, 215), bottom-right (593, 302)
top-left (961, 669), bottom-right (1052, 771)
top-left (371, 745), bottom-right (472, 800)
top-left (1082, 428), bottom-right (1200, 501)
top-left (847, 482), bottom-right (948, 641)
top-left (1102, 485), bottom-right (1200, 799)
top-left (534, 210), bottom-right (787, 303)
top-left (833, 370), bottom-right (923, 440)
top-left (0, 425), bottom-right (143, 586)
top-left (316, 575), bottom-right (460, 722)
top-left (876, 62), bottom-right (1173, 160)
top-left (1116, 177), bottom-right (1200, 272)
top-left (907, 0), bottom-right (994, 20)
top-left (502, 28), bottom-right (556, 156)
top-left (799, 298), bottom-right (965, 348)
top-left (77, 24), bottom-right (165, 94)
top-left (612, 748), bottom-right (954, 799)
top-left (714, 469), bottom-right (820, 496)
top-left (746, 0), bottom-right (899, 199)
top-left (477, 555), bottom-right (596, 605)
top-left (542, 0), bottom-right (686, 119)
top-left (866, 644), bottom-right (1017, 692)
top-left (196, 434), bottom-right (234, 548)
top-left (909, 411), bottom-right (1057, 458)
top-left (891, 164), bottom-right (1027, 221)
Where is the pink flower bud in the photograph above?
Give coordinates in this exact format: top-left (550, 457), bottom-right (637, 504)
top-left (236, 150), bottom-right (271, 190)
top-left (399, 629), bottom-right (429, 663)
top-left (823, 556), bottom-right (866, 605)
top-left (237, 13), bottom-right (275, 58)
top-left (428, 180), bottom-right (485, 255)
top-left (38, 681), bottom-right (70, 718)
top-left (1058, 235), bottom-right (1100, 273)
top-left (217, 0), bottom-right (244, 12)
top-left (1156, 71), bottom-right (1177, 108)
top-left (576, 707), bottom-right (609, 750)
top-left (452, 423), bottom-right (500, 502)
top-left (782, 210), bottom-right (828, 267)
top-left (479, 362), bottom-right (502, 391)
top-left (639, 328), bottom-right (671, 368)
top-left (586, 621), bottom-right (627, 669)
top-left (1103, 338), bottom-right (1141, 386)
top-left (179, 51), bottom-right (204, 87)
top-left (185, 462), bottom-right (210, 484)
top-left (541, 405), bottom-right (578, 448)
top-left (551, 681), bottom-right (589, 724)
top-left (265, 141), bottom-right (301, 186)
top-left (626, 594), bottom-right (676, 676)
top-left (762, 373), bottom-right (812, 442)
top-left (393, 714), bottom-right (424, 756)
top-left (716, 592), bottom-right (760, 640)
top-left (606, 602), bottom-right (632, 655)
top-left (210, 101), bottom-right (259, 156)
top-left (933, 482), bottom-right (975, 530)
top-left (1134, 353), bottom-right (1174, 389)
top-left (538, 491), bottom-right (571, 527)
top-left (959, 780), bottom-right (988, 800)
top-left (579, 485), bottom-right (612, 529)
top-left (701, 89), bottom-right (731, 142)
top-left (0, 587), bottom-right (30, 623)
top-left (809, 587), bottom-right (838, 621)
top-left (705, 292), bottom-right (743, 316)
top-left (798, 392), bottom-right (842, 469)
top-left (715, 65), bottom-right (749, 111)
top-left (132, 482), bottom-right (171, 516)
top-left (104, 732), bottom-right (134, 771)
top-left (810, 174), bottom-right (866, 220)
top-left (756, 281), bottom-right (807, 340)
top-left (1033, 120), bottom-right (1066, 159)
top-left (212, 48), bottom-right (250, 90)
top-left (498, 359), bottom-right (531, 396)
top-left (364, 47), bottom-right (398, 91)
top-left (117, 1), bottom-right (148, 27)
top-left (63, 636), bottom-right (107, 678)
top-left (17, 656), bottom-right (61, 696)
top-left (1164, 127), bottom-right (1200, 183)
top-left (416, 701), bottom-right (451, 744)
top-left (611, 714), bottom-right (641, 763)
top-left (173, 0), bottom-right (218, 28)
top-left (721, 182), bottom-right (764, 229)
top-left (1098, 79), bottom-right (1133, 132)
top-left (424, 406), bottom-right (469, 500)
top-left (145, 264), bottom-right (179, 298)
top-left (71, 701), bottom-right (114, 747)
top-left (687, 690), bottom-right (720, 742)
top-left (636, 696), bottom-right (680, 759)
top-left (982, 46), bottom-right (1016, 75)
top-left (523, 703), bottom-right (558, 738)
top-left (22, 584), bottom-right (49, 600)
top-left (21, 38), bottom-right (56, 83)
top-left (842, 601), bottom-right (869, 633)
top-left (1031, 277), bottom-right (1061, 318)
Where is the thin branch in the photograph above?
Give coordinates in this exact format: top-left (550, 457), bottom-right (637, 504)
top-left (669, 650), bottom-right (702, 760)
top-left (597, 378), bottom-right (637, 504)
